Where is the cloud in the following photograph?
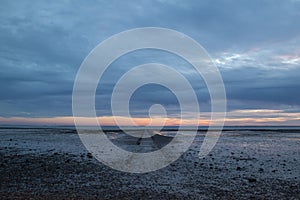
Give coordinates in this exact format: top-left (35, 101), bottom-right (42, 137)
top-left (214, 37), bottom-right (300, 70)
top-left (0, 0), bottom-right (299, 125)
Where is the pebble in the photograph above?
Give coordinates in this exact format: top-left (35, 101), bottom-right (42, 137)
top-left (247, 178), bottom-right (257, 183)
top-left (87, 153), bottom-right (93, 158)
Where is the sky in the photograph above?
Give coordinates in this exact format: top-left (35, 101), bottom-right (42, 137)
top-left (0, 0), bottom-right (300, 126)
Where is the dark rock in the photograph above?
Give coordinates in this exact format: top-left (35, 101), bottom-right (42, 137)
top-left (247, 178), bottom-right (257, 183)
top-left (87, 153), bottom-right (93, 158)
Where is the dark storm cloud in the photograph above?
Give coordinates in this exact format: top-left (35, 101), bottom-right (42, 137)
top-left (145, 0), bottom-right (300, 51)
top-left (222, 67), bottom-right (300, 110)
top-left (0, 0), bottom-right (300, 119)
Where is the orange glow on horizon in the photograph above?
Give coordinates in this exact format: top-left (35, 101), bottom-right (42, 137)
top-left (0, 116), bottom-right (210, 126)
top-left (0, 109), bottom-right (299, 126)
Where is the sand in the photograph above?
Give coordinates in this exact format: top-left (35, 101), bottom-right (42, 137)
top-left (0, 127), bottom-right (299, 199)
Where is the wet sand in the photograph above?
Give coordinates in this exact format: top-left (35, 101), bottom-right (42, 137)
top-left (0, 127), bottom-right (299, 199)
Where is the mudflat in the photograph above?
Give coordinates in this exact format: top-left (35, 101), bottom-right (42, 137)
top-left (0, 127), bottom-right (299, 199)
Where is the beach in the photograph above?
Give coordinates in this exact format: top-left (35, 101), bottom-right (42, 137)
top-left (0, 127), bottom-right (299, 199)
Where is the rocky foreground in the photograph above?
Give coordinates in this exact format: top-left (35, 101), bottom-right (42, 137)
top-left (0, 128), bottom-right (299, 199)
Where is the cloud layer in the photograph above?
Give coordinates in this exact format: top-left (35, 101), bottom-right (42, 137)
top-left (0, 0), bottom-right (300, 125)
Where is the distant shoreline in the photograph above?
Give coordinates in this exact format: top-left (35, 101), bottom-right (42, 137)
top-left (1, 125), bottom-right (300, 132)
